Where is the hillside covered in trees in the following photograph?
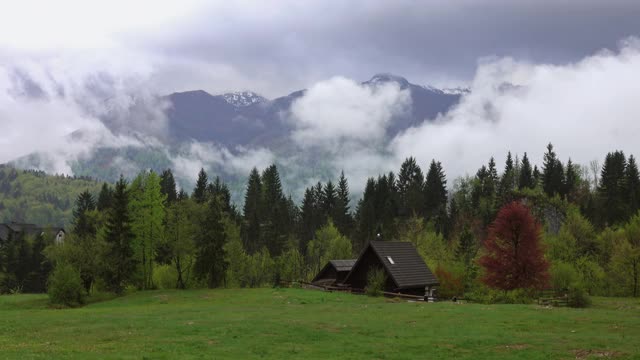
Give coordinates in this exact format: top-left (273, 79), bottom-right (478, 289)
top-left (1, 143), bottom-right (640, 302)
top-left (0, 165), bottom-right (102, 226)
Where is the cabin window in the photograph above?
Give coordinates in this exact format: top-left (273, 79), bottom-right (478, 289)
top-left (386, 256), bottom-right (395, 264)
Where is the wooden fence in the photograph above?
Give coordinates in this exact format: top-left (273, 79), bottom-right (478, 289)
top-left (283, 280), bottom-right (426, 301)
top-left (537, 289), bottom-right (568, 307)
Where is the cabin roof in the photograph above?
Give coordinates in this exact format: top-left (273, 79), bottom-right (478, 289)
top-left (329, 259), bottom-right (357, 272)
top-left (346, 241), bottom-right (439, 289)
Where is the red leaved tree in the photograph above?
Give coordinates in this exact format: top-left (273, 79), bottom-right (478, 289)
top-left (479, 201), bottom-right (549, 291)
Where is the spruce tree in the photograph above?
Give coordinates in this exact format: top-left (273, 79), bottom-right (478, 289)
top-left (533, 165), bottom-right (541, 188)
top-left (96, 182), bottom-right (113, 212)
top-left (241, 168), bottom-right (262, 253)
top-left (518, 152), bottom-right (534, 189)
top-left (498, 151), bottom-right (516, 204)
top-left (160, 169), bottom-right (178, 204)
top-left (299, 186), bottom-right (319, 254)
top-left (355, 178), bottom-right (377, 251)
top-left (564, 159), bottom-right (579, 201)
top-left (322, 181), bottom-right (337, 219)
top-left (192, 168), bottom-right (209, 204)
top-left (542, 143), bottom-right (565, 197)
top-left (599, 151), bottom-right (628, 225)
top-left (193, 198), bottom-right (228, 288)
top-left (397, 157), bottom-right (425, 217)
top-left (334, 171), bottom-right (353, 237)
top-left (424, 160), bottom-right (448, 234)
top-left (72, 190), bottom-right (96, 237)
top-left (102, 176), bottom-right (136, 294)
top-left (261, 164), bottom-right (289, 256)
top-left (626, 155), bottom-right (640, 216)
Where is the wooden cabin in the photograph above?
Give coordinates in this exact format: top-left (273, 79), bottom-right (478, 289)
top-left (312, 259), bottom-right (356, 286)
top-left (0, 222), bottom-right (65, 245)
top-left (343, 241), bottom-right (439, 296)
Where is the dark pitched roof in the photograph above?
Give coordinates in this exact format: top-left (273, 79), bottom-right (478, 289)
top-left (329, 259), bottom-right (356, 272)
top-left (347, 241), bottom-right (439, 289)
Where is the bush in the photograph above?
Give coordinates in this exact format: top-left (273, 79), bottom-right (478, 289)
top-left (365, 268), bottom-right (386, 297)
top-left (48, 263), bottom-right (85, 306)
top-left (153, 264), bottom-right (178, 290)
top-left (550, 262), bottom-right (579, 293)
top-left (464, 287), bottom-right (534, 304)
top-left (434, 266), bottom-right (464, 299)
top-left (567, 283), bottom-right (591, 308)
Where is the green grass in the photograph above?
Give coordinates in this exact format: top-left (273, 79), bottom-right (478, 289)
top-left (1, 289), bottom-right (639, 359)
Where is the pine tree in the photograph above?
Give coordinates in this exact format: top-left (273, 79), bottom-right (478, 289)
top-left (424, 160), bottom-right (448, 234)
top-left (334, 171), bottom-right (353, 237)
top-left (397, 157), bottom-right (425, 217)
top-left (542, 143), bottom-right (565, 197)
top-left (192, 168), bottom-right (209, 204)
top-left (241, 168), bottom-right (262, 253)
top-left (96, 182), bottom-right (114, 212)
top-left (160, 169), bottom-right (178, 204)
top-left (178, 189), bottom-right (189, 201)
top-left (209, 176), bottom-right (232, 213)
top-left (533, 165), bottom-right (541, 187)
top-left (193, 198), bottom-right (228, 288)
top-left (299, 186), bottom-right (320, 255)
top-left (72, 190), bottom-right (96, 238)
top-left (322, 181), bottom-right (337, 219)
top-left (599, 151), bottom-right (628, 225)
top-left (564, 158), bottom-right (579, 201)
top-left (261, 165), bottom-right (289, 256)
top-left (355, 178), bottom-right (377, 251)
top-left (102, 176), bottom-right (136, 294)
top-left (518, 152), bottom-right (534, 189)
top-left (626, 155), bottom-right (640, 216)
top-left (498, 151), bottom-right (516, 204)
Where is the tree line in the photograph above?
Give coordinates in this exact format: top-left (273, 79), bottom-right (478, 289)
top-left (1, 143), bottom-right (639, 302)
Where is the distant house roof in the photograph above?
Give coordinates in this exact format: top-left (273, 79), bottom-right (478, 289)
top-left (0, 222), bottom-right (65, 242)
top-left (345, 241), bottom-right (439, 289)
top-left (312, 259), bottom-right (357, 284)
top-left (328, 259), bottom-right (356, 272)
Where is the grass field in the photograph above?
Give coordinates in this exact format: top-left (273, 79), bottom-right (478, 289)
top-left (1, 288), bottom-right (639, 359)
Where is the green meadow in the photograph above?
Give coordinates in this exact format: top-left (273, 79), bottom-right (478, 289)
top-left (1, 288), bottom-right (639, 359)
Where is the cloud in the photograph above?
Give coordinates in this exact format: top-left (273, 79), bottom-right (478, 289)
top-left (170, 141), bottom-right (275, 185)
top-left (389, 37), bottom-right (640, 180)
top-left (0, 47), bottom-right (169, 173)
top-left (288, 77), bottom-right (410, 148)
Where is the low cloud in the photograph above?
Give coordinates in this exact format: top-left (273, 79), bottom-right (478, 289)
top-left (389, 38), bottom-right (640, 179)
top-left (170, 141), bottom-right (275, 185)
top-left (289, 77), bottom-right (410, 148)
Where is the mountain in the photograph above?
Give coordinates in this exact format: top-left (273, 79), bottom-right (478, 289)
top-left (8, 74), bottom-right (468, 204)
top-left (165, 74), bottom-right (464, 147)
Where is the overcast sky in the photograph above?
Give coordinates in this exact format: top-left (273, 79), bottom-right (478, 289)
top-left (2, 0), bottom-right (640, 194)
top-left (2, 0), bottom-right (640, 97)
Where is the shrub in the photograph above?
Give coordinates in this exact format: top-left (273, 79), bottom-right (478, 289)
top-left (48, 263), bottom-right (84, 306)
top-left (464, 287), bottom-right (534, 304)
top-left (434, 266), bottom-right (464, 299)
top-left (153, 264), bottom-right (178, 290)
top-left (365, 268), bottom-right (386, 297)
top-left (550, 262), bottom-right (579, 293)
top-left (567, 283), bottom-right (591, 308)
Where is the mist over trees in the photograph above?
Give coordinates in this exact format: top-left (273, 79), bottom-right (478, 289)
top-left (2, 143), bottom-right (640, 302)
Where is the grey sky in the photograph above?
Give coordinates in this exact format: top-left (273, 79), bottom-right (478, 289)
top-left (122, 0), bottom-right (640, 96)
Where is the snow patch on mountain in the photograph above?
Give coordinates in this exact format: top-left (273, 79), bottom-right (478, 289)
top-left (222, 91), bottom-right (267, 107)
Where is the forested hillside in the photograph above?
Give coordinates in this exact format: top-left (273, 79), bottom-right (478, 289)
top-left (0, 165), bottom-right (102, 226)
top-left (2, 143), bottom-right (640, 302)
